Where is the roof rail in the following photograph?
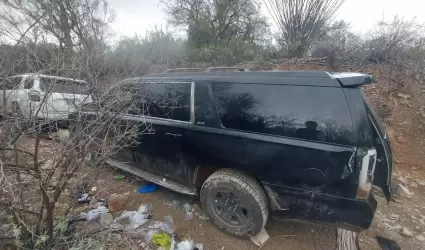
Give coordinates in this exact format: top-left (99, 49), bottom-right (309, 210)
top-left (205, 67), bottom-right (248, 72)
top-left (163, 68), bottom-right (204, 73)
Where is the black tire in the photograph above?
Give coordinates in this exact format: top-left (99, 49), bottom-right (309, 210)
top-left (200, 169), bottom-right (269, 236)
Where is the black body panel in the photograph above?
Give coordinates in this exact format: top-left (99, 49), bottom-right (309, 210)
top-left (266, 184), bottom-right (377, 231)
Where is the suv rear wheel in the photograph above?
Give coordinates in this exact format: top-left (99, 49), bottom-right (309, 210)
top-left (200, 169), bottom-right (269, 236)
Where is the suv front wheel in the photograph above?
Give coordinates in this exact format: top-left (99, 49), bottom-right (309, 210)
top-left (200, 169), bottom-right (269, 236)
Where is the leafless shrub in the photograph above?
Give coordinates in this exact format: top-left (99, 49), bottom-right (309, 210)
top-left (364, 17), bottom-right (425, 91)
top-left (311, 20), bottom-right (364, 68)
top-left (265, 0), bottom-right (346, 57)
top-left (0, 2), bottom-right (150, 249)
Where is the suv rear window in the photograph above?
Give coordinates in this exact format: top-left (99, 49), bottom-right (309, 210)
top-left (40, 77), bottom-right (89, 95)
top-left (1, 77), bottom-right (21, 90)
top-left (212, 83), bottom-right (355, 145)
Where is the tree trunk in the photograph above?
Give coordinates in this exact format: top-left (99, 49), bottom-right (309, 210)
top-left (337, 228), bottom-right (359, 250)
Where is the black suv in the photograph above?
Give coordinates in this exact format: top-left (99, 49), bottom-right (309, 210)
top-left (79, 69), bottom-right (392, 236)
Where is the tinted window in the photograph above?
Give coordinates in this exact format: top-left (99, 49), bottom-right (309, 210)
top-left (40, 78), bottom-right (89, 95)
top-left (1, 77), bottom-right (21, 90)
top-left (212, 83), bottom-right (355, 145)
top-left (118, 81), bottom-right (191, 122)
top-left (23, 78), bottom-right (33, 89)
top-left (194, 82), bottom-right (220, 127)
top-left (144, 82), bottom-right (191, 122)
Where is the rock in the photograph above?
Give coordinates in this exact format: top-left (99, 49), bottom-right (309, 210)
top-left (396, 136), bottom-right (406, 144)
top-left (390, 214), bottom-right (400, 219)
top-left (110, 223), bottom-right (124, 231)
top-left (397, 93), bottom-right (411, 100)
top-left (49, 129), bottom-right (70, 141)
top-left (400, 227), bottom-right (414, 237)
top-left (397, 176), bottom-right (407, 184)
top-left (0, 224), bottom-right (13, 238)
top-left (419, 181), bottom-right (425, 186)
top-left (139, 242), bottom-right (148, 248)
top-left (409, 182), bottom-right (418, 188)
top-left (20, 173), bottom-right (34, 182)
top-left (40, 159), bottom-right (54, 170)
top-left (399, 184), bottom-right (413, 196)
top-left (381, 218), bottom-right (393, 223)
top-left (75, 221), bottom-right (103, 237)
top-left (99, 213), bottom-right (113, 226)
top-left (391, 224), bottom-right (402, 231)
top-left (420, 215), bottom-right (425, 220)
top-left (415, 234), bottom-right (425, 241)
top-left (108, 193), bottom-right (129, 213)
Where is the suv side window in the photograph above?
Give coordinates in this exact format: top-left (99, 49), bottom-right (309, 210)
top-left (211, 83), bottom-right (355, 145)
top-left (142, 82), bottom-right (191, 122)
top-left (194, 82), bottom-right (220, 127)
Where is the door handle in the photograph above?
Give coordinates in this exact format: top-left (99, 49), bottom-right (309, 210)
top-left (165, 133), bottom-right (182, 137)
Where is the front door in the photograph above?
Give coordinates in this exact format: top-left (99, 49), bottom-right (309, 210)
top-left (125, 80), bottom-right (193, 185)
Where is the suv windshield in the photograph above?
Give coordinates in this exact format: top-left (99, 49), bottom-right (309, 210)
top-left (40, 77), bottom-right (89, 95)
top-left (361, 90), bottom-right (386, 136)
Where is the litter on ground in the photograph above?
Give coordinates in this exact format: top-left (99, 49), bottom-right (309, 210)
top-left (183, 203), bottom-right (194, 220)
top-left (79, 206), bottom-right (109, 221)
top-left (137, 183), bottom-right (159, 193)
top-left (113, 204), bottom-right (153, 230)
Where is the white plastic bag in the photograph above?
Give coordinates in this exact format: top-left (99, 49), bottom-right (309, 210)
top-left (113, 204), bottom-right (152, 230)
top-left (80, 206), bottom-right (109, 221)
top-left (175, 240), bottom-right (194, 250)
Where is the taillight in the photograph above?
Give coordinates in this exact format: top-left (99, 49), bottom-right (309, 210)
top-left (29, 93), bottom-right (41, 102)
top-left (356, 148), bottom-right (377, 199)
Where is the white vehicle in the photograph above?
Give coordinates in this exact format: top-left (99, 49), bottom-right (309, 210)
top-left (0, 74), bottom-right (92, 121)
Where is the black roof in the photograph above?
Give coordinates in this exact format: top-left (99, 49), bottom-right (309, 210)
top-left (132, 71), bottom-right (374, 88)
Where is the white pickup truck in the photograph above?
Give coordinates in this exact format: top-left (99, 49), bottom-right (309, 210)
top-left (0, 74), bottom-right (92, 121)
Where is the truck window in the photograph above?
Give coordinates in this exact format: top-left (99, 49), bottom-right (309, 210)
top-left (40, 78), bottom-right (89, 95)
top-left (211, 83), bottom-right (355, 145)
top-left (143, 82), bottom-right (191, 122)
top-left (194, 82), bottom-right (220, 127)
top-left (23, 77), bottom-right (34, 89)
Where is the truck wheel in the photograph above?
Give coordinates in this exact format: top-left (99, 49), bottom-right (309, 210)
top-left (200, 169), bottom-right (269, 236)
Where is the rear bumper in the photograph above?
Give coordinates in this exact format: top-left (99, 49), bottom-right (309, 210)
top-left (265, 185), bottom-right (377, 231)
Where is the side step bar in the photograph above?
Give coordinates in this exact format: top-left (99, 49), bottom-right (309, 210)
top-left (106, 159), bottom-right (197, 196)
